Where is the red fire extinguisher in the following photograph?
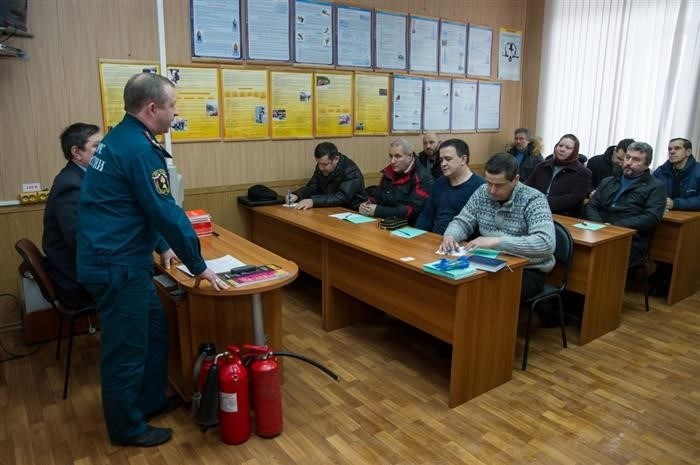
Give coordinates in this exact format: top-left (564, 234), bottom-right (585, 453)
top-left (243, 345), bottom-right (340, 438)
top-left (218, 346), bottom-right (252, 445)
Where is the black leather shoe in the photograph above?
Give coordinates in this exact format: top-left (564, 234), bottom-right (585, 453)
top-left (112, 425), bottom-right (173, 447)
top-left (144, 394), bottom-right (184, 422)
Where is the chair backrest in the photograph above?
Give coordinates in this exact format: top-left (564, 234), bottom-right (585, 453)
top-left (552, 221), bottom-right (574, 291)
top-left (15, 238), bottom-right (60, 309)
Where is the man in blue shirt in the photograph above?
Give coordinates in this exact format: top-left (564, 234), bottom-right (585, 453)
top-left (77, 73), bottom-right (227, 447)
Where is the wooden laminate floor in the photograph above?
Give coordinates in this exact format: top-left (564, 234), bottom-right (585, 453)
top-left (1, 274), bottom-right (698, 465)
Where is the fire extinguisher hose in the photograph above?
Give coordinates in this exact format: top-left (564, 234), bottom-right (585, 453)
top-left (271, 351), bottom-right (340, 382)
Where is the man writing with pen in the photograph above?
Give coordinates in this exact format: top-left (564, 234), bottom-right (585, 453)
top-left (439, 153), bottom-right (556, 308)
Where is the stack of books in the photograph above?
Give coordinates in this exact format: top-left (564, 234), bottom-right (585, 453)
top-left (186, 209), bottom-right (213, 237)
top-left (217, 264), bottom-right (291, 287)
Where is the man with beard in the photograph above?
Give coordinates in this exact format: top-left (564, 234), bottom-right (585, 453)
top-left (417, 132), bottom-right (442, 179)
top-left (587, 138), bottom-right (634, 190)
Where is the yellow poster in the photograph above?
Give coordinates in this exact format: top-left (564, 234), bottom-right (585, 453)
top-left (99, 61), bottom-right (158, 132)
top-left (167, 66), bottom-right (221, 142)
top-left (354, 73), bottom-right (390, 135)
top-left (270, 71), bottom-right (313, 139)
top-left (314, 72), bottom-right (353, 138)
top-left (221, 68), bottom-right (269, 140)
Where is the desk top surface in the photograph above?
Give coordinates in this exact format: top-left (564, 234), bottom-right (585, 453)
top-left (552, 214), bottom-right (635, 247)
top-left (251, 205), bottom-right (529, 284)
top-left (157, 224), bottom-right (298, 295)
top-left (661, 210), bottom-right (700, 224)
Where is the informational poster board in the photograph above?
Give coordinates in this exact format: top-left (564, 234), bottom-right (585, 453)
top-left (314, 72), bottom-right (353, 137)
top-left (450, 79), bottom-right (477, 132)
top-left (246, 0), bottom-right (290, 62)
top-left (477, 81), bottom-right (501, 131)
top-left (391, 74), bottom-right (423, 132)
top-left (293, 0), bottom-right (333, 65)
top-left (336, 5), bottom-right (372, 68)
top-left (422, 78), bottom-right (451, 132)
top-left (353, 73), bottom-right (389, 135)
top-left (375, 10), bottom-right (407, 70)
top-left (498, 27), bottom-right (522, 81)
top-left (439, 20), bottom-right (467, 75)
top-left (221, 68), bottom-right (270, 140)
top-left (467, 25), bottom-right (493, 77)
top-left (167, 66), bottom-right (221, 142)
top-left (270, 71), bottom-right (313, 139)
top-left (409, 15), bottom-right (438, 74)
top-left (191, 0), bottom-right (242, 59)
top-left (98, 61), bottom-right (158, 132)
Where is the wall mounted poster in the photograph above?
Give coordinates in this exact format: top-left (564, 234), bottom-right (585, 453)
top-left (477, 81), bottom-right (501, 131)
top-left (246, 0), bottom-right (290, 61)
top-left (294, 0), bottom-right (333, 65)
top-left (450, 80), bottom-right (477, 131)
top-left (439, 20), bottom-right (467, 75)
top-left (270, 71), bottom-right (313, 139)
top-left (354, 73), bottom-right (389, 135)
top-left (314, 72), bottom-right (353, 137)
top-left (498, 27), bottom-right (522, 81)
top-left (375, 10), bottom-right (407, 70)
top-left (409, 16), bottom-right (438, 74)
top-left (191, 0), bottom-right (242, 59)
top-left (336, 5), bottom-right (372, 68)
top-left (467, 25), bottom-right (493, 77)
top-left (167, 66), bottom-right (221, 141)
top-left (99, 61), bottom-right (158, 132)
top-left (392, 74), bottom-right (423, 132)
top-left (422, 78), bottom-right (451, 131)
top-left (221, 68), bottom-right (269, 140)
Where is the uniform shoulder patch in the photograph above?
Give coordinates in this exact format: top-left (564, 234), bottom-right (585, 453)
top-left (151, 169), bottom-right (170, 196)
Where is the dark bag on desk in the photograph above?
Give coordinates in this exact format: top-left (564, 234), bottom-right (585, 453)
top-left (379, 216), bottom-right (408, 230)
top-left (237, 184), bottom-right (285, 207)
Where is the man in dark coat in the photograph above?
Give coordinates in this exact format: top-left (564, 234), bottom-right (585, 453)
top-left (505, 127), bottom-right (543, 182)
top-left (587, 138), bottom-right (634, 189)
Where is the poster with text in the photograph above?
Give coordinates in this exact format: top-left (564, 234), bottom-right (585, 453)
top-left (439, 20), bottom-right (467, 75)
top-left (246, 0), bottom-right (290, 61)
top-left (354, 73), bottom-right (389, 135)
top-left (99, 61), bottom-right (158, 132)
top-left (422, 79), bottom-right (451, 131)
top-left (477, 81), bottom-right (501, 131)
top-left (314, 72), bottom-right (353, 137)
top-left (336, 5), bottom-right (372, 68)
top-left (191, 0), bottom-right (242, 59)
top-left (498, 27), bottom-right (522, 81)
top-left (375, 11), bottom-right (407, 70)
top-left (270, 71), bottom-right (313, 139)
top-left (450, 80), bottom-right (477, 131)
top-left (294, 0), bottom-right (333, 65)
top-left (467, 25), bottom-right (492, 77)
top-left (409, 15), bottom-right (438, 74)
top-left (392, 75), bottom-right (423, 132)
top-left (167, 66), bottom-right (221, 141)
top-left (221, 68), bottom-right (269, 140)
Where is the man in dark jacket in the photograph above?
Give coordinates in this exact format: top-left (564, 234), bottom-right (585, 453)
top-left (584, 141), bottom-right (666, 264)
top-left (505, 127), bottom-right (543, 182)
top-left (587, 138), bottom-right (634, 189)
top-left (359, 137), bottom-right (434, 225)
top-left (289, 142), bottom-right (367, 210)
top-left (648, 137), bottom-right (700, 296)
top-left (417, 132), bottom-right (442, 179)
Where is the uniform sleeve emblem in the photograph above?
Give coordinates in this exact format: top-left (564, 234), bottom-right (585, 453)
top-left (151, 169), bottom-right (170, 196)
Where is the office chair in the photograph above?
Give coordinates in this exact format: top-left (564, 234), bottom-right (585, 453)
top-left (14, 238), bottom-right (97, 399)
top-left (627, 229), bottom-right (656, 312)
top-left (521, 221), bottom-right (571, 370)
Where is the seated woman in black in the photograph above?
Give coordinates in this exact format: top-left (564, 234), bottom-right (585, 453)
top-left (526, 134), bottom-right (592, 217)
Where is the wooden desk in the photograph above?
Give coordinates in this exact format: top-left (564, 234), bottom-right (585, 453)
top-left (248, 205), bottom-right (528, 407)
top-left (650, 210), bottom-right (700, 305)
top-left (154, 225), bottom-right (298, 400)
top-left (551, 215), bottom-right (634, 345)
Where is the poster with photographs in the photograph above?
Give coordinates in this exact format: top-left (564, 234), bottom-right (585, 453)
top-left (270, 71), bottom-right (313, 139)
top-left (294, 0), bottom-right (333, 65)
top-left (166, 66), bottom-right (221, 141)
top-left (314, 72), bottom-right (353, 137)
top-left (354, 73), bottom-right (389, 135)
top-left (98, 61), bottom-right (158, 132)
top-left (221, 68), bottom-right (270, 140)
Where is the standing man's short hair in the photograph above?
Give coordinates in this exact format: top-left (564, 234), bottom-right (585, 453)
top-left (438, 139), bottom-right (470, 163)
top-left (627, 141), bottom-right (654, 165)
top-left (314, 142), bottom-right (340, 160)
top-left (123, 73), bottom-right (175, 114)
top-left (60, 123), bottom-right (101, 160)
top-left (486, 153), bottom-right (520, 181)
top-left (670, 138), bottom-right (692, 150)
top-left (390, 137), bottom-right (414, 156)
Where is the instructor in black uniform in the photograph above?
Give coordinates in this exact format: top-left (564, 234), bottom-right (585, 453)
top-left (77, 72), bottom-right (228, 447)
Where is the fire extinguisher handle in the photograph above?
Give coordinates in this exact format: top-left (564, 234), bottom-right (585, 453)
top-left (271, 351), bottom-right (340, 382)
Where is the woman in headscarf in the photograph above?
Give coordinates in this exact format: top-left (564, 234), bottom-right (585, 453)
top-left (526, 134), bottom-right (592, 217)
